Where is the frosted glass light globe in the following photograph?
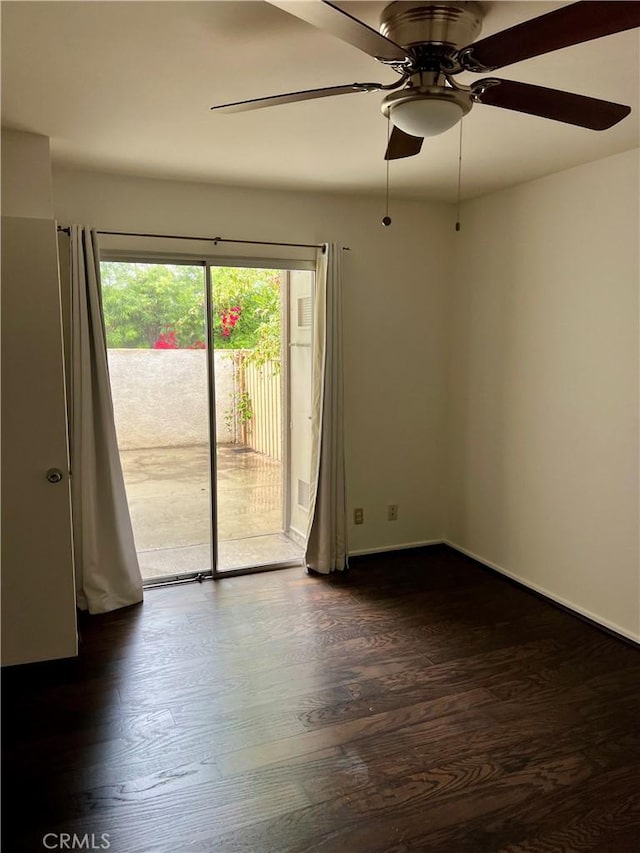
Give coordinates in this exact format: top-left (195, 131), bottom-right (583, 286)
top-left (391, 99), bottom-right (464, 137)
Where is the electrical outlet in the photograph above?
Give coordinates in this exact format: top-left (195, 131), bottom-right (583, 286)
top-left (354, 507), bottom-right (364, 525)
top-left (388, 504), bottom-right (398, 521)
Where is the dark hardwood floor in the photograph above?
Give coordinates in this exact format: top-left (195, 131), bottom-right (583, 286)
top-left (3, 545), bottom-right (639, 852)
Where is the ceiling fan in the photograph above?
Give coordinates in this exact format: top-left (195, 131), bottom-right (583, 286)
top-left (211, 1), bottom-right (640, 160)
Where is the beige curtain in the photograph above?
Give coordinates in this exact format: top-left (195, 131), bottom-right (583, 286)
top-left (70, 226), bottom-right (143, 613)
top-left (305, 244), bottom-right (348, 573)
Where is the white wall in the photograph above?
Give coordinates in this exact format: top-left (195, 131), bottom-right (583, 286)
top-left (1, 129), bottom-right (53, 218)
top-left (447, 150), bottom-right (640, 641)
top-left (53, 167), bottom-right (455, 553)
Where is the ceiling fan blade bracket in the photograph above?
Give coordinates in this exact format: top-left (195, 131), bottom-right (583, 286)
top-left (375, 55), bottom-right (414, 69)
top-left (440, 55), bottom-right (463, 75)
top-left (456, 46), bottom-right (495, 74)
top-left (470, 78), bottom-right (501, 101)
top-left (352, 82), bottom-right (382, 92)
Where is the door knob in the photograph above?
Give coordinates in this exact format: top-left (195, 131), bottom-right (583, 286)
top-left (46, 468), bottom-right (64, 484)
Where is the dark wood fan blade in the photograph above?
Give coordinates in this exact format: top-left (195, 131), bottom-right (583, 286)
top-left (460, 1), bottom-right (640, 71)
top-left (385, 126), bottom-right (423, 160)
top-left (268, 0), bottom-right (409, 62)
top-left (211, 82), bottom-right (381, 113)
top-left (473, 79), bottom-right (631, 130)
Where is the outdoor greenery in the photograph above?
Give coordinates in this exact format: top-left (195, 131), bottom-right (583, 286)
top-left (101, 262), bottom-right (281, 363)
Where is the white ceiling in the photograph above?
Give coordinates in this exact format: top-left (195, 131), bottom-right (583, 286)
top-left (2, 1), bottom-right (638, 201)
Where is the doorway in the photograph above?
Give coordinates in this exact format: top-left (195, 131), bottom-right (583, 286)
top-left (100, 259), bottom-right (313, 581)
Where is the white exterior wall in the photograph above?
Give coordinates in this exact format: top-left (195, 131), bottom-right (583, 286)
top-left (108, 349), bottom-right (237, 448)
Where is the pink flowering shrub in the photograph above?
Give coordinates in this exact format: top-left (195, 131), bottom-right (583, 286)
top-left (153, 330), bottom-right (178, 349)
top-left (220, 306), bottom-right (242, 339)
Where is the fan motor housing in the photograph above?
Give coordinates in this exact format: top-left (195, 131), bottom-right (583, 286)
top-left (380, 1), bottom-right (485, 55)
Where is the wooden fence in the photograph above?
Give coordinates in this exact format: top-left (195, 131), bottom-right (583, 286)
top-left (241, 356), bottom-right (282, 461)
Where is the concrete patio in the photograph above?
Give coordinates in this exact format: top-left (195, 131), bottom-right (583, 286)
top-left (120, 444), bottom-right (304, 580)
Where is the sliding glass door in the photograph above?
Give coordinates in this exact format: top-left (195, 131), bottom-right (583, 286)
top-left (101, 262), bottom-right (212, 582)
top-left (210, 265), bottom-right (313, 573)
top-left (101, 258), bottom-right (312, 582)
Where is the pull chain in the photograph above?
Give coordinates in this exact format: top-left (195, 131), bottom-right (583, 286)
top-left (455, 119), bottom-right (463, 232)
top-left (382, 115), bottom-right (392, 227)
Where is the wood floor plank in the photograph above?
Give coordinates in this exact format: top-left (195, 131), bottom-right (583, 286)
top-left (411, 764), bottom-right (640, 852)
top-left (216, 692), bottom-right (492, 776)
top-left (3, 545), bottom-right (638, 852)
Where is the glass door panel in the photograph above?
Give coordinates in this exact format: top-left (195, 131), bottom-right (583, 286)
top-left (101, 261), bottom-right (212, 582)
top-left (209, 265), bottom-right (306, 573)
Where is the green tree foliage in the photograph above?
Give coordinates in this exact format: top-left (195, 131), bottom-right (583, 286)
top-left (101, 263), bottom-right (205, 348)
top-left (211, 266), bottom-right (280, 357)
top-left (101, 262), bottom-right (281, 361)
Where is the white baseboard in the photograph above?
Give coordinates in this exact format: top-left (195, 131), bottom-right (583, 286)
top-left (348, 539), bottom-right (444, 558)
top-left (444, 540), bottom-right (640, 646)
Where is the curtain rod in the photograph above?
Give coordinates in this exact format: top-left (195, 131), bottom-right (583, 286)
top-left (56, 226), bottom-right (326, 253)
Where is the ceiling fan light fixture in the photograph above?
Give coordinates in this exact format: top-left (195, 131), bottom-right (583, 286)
top-left (382, 86), bottom-right (473, 138)
top-left (390, 98), bottom-right (464, 137)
